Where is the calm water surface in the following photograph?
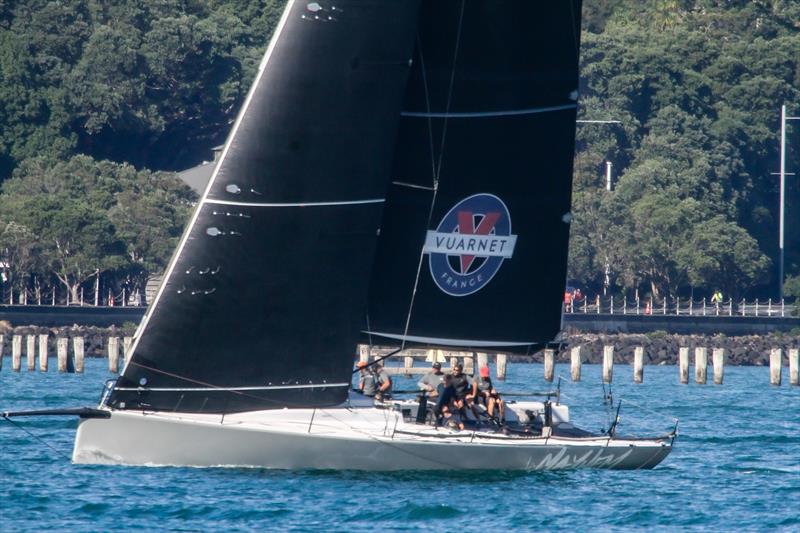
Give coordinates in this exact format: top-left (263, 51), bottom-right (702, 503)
top-left (1, 358), bottom-right (798, 532)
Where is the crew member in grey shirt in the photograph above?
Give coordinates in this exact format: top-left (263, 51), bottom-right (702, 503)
top-left (357, 361), bottom-right (378, 397)
top-left (418, 361), bottom-right (445, 397)
top-left (374, 363), bottom-right (392, 399)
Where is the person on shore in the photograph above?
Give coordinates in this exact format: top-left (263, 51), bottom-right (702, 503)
top-left (418, 361), bottom-right (445, 397)
top-left (711, 290), bottom-right (723, 313)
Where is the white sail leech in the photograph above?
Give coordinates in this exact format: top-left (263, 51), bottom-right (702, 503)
top-left (121, 0), bottom-right (299, 374)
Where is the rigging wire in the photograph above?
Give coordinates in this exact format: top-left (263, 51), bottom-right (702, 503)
top-left (126, 361), bottom-right (347, 410)
top-left (398, 0), bottom-right (467, 353)
top-left (1, 415), bottom-right (71, 461)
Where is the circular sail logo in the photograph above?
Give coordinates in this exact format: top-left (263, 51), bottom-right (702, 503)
top-left (423, 193), bottom-right (517, 296)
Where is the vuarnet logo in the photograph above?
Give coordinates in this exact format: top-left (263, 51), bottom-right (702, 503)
top-left (423, 193), bottom-right (517, 297)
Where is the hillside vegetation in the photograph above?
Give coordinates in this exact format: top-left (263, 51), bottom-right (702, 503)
top-left (0, 1), bottom-right (798, 302)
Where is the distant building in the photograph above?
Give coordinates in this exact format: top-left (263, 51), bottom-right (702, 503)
top-left (177, 144), bottom-right (224, 194)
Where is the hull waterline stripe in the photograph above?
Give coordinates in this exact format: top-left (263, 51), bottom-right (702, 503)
top-left (204, 198), bottom-right (385, 208)
top-left (363, 331), bottom-right (532, 347)
top-left (114, 383), bottom-right (350, 393)
top-left (120, 0), bottom-right (298, 374)
top-left (400, 103), bottom-right (577, 118)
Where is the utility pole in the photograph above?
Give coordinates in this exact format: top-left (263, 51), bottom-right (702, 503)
top-left (778, 105), bottom-right (799, 300)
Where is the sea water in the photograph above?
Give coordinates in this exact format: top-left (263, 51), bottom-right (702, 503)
top-left (1, 359), bottom-right (797, 532)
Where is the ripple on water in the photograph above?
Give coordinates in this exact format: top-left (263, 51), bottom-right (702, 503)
top-left (1, 362), bottom-right (798, 532)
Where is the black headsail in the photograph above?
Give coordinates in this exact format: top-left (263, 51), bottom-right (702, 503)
top-left (109, 0), bottom-right (421, 413)
top-left (364, 0), bottom-right (583, 354)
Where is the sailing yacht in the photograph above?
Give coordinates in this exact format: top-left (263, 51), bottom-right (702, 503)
top-left (16, 0), bottom-right (676, 469)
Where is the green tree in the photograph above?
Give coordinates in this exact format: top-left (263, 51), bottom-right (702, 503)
top-left (108, 169), bottom-right (195, 295)
top-left (0, 155), bottom-right (192, 302)
top-left (678, 216), bottom-right (770, 298)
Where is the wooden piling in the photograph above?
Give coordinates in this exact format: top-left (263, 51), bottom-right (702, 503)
top-left (770, 348), bottom-right (782, 386)
top-left (602, 345), bottom-right (613, 383)
top-left (12, 335), bottom-right (22, 372)
top-left (123, 336), bottom-right (133, 367)
top-left (790, 349), bottom-right (798, 386)
top-left (73, 336), bottom-right (85, 373)
top-left (695, 347), bottom-right (708, 384)
top-left (679, 347), bottom-right (689, 384)
top-left (463, 352), bottom-right (474, 375)
top-left (543, 348), bottom-right (555, 382)
top-left (38, 333), bottom-right (49, 372)
top-left (403, 355), bottom-right (413, 376)
top-left (358, 344), bottom-right (369, 364)
top-left (108, 337), bottom-right (120, 373)
top-left (26, 334), bottom-right (36, 371)
top-left (476, 352), bottom-right (488, 371)
top-left (633, 346), bottom-right (644, 383)
top-left (496, 353), bottom-right (507, 380)
top-left (0, 334), bottom-right (3, 371)
top-left (570, 346), bottom-right (582, 381)
top-left (57, 337), bottom-right (68, 372)
top-left (712, 348), bottom-right (725, 385)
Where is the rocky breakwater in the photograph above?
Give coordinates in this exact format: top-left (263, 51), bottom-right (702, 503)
top-left (554, 331), bottom-right (800, 366)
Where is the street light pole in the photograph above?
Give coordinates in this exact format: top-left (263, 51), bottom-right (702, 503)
top-left (778, 105), bottom-right (799, 300)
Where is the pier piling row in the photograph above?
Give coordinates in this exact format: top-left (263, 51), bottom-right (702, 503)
top-left (2, 341), bottom-right (798, 387)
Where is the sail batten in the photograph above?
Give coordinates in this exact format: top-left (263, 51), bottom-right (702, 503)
top-left (204, 198), bottom-right (386, 208)
top-left (362, 332), bottom-right (534, 348)
top-left (400, 104), bottom-right (577, 118)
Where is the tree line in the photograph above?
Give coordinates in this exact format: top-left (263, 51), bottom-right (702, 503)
top-left (0, 1), bottom-right (798, 304)
top-left (573, 0), bottom-right (799, 300)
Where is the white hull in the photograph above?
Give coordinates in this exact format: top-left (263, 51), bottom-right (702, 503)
top-left (73, 405), bottom-right (672, 471)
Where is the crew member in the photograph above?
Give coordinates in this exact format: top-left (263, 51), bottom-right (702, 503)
top-left (418, 361), bottom-right (445, 397)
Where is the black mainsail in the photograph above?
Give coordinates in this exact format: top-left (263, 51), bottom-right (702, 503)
top-left (364, 0), bottom-right (583, 354)
top-left (110, 0), bottom-right (421, 413)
